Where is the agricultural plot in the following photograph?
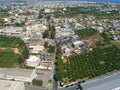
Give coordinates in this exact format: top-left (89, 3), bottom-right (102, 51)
top-left (62, 45), bottom-right (120, 83)
top-left (0, 35), bottom-right (29, 68)
top-left (75, 28), bottom-right (98, 39)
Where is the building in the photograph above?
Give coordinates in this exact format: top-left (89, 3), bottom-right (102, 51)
top-left (26, 56), bottom-right (40, 67)
top-left (62, 46), bottom-right (71, 58)
top-left (72, 41), bottom-right (84, 49)
top-left (0, 80), bottom-right (25, 90)
top-left (30, 45), bottom-right (44, 54)
top-left (0, 68), bottom-right (36, 82)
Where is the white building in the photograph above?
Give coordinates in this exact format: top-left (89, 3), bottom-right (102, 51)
top-left (0, 68), bottom-right (36, 82)
top-left (0, 80), bottom-right (25, 90)
top-left (72, 41), bottom-right (84, 49)
top-left (26, 56), bottom-right (40, 67)
top-left (36, 65), bottom-right (52, 70)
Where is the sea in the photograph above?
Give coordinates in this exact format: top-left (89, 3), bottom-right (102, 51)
top-left (41, 0), bottom-right (120, 3)
top-left (1, 0), bottom-right (120, 4)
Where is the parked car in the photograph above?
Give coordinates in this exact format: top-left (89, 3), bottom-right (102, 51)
top-left (65, 85), bottom-right (69, 88)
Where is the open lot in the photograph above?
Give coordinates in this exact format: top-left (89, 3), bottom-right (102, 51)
top-left (36, 69), bottom-right (53, 88)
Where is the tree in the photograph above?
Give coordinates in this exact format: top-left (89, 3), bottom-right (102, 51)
top-left (49, 25), bottom-right (56, 39)
top-left (32, 79), bottom-right (43, 87)
top-left (44, 41), bottom-right (48, 48)
top-left (48, 45), bottom-right (55, 53)
top-left (38, 11), bottom-right (44, 19)
top-left (42, 30), bottom-right (49, 38)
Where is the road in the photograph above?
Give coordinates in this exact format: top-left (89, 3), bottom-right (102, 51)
top-left (52, 39), bottom-right (58, 90)
top-left (58, 72), bottom-right (120, 90)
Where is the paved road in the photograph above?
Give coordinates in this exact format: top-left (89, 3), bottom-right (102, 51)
top-left (52, 39), bottom-right (58, 90)
top-left (58, 72), bottom-right (120, 90)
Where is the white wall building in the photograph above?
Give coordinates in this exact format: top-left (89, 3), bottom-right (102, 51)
top-left (0, 68), bottom-right (36, 82)
top-left (72, 41), bottom-right (84, 49)
top-left (26, 56), bottom-right (40, 67)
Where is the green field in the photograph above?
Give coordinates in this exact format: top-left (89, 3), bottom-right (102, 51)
top-left (0, 35), bottom-right (29, 68)
top-left (75, 28), bottom-right (98, 39)
top-left (61, 45), bottom-right (120, 83)
top-left (53, 7), bottom-right (120, 19)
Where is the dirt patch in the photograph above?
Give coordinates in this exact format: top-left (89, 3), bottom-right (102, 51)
top-left (12, 48), bottom-right (20, 54)
top-left (111, 41), bottom-right (120, 48)
top-left (99, 61), bottom-right (105, 65)
top-left (63, 59), bottom-right (67, 63)
top-left (0, 48), bottom-right (6, 51)
top-left (84, 34), bottom-right (104, 41)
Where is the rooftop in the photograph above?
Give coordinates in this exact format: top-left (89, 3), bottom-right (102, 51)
top-left (33, 45), bottom-right (44, 51)
top-left (26, 56), bottom-right (40, 62)
top-left (0, 68), bottom-right (34, 78)
top-left (0, 80), bottom-right (24, 90)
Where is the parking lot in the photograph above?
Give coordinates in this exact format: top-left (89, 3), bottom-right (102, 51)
top-left (36, 69), bottom-right (53, 88)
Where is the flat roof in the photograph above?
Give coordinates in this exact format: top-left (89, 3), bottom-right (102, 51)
top-left (0, 80), bottom-right (24, 90)
top-left (26, 56), bottom-right (39, 62)
top-left (0, 68), bottom-right (34, 77)
top-left (33, 45), bottom-right (44, 51)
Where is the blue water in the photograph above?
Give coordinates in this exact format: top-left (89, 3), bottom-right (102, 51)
top-left (42, 0), bottom-right (120, 3)
top-left (83, 0), bottom-right (120, 3)
top-left (2, 0), bottom-right (120, 3)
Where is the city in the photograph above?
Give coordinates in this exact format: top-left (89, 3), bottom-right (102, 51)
top-left (0, 0), bottom-right (120, 90)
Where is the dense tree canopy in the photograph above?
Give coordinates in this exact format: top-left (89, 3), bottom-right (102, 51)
top-left (75, 28), bottom-right (98, 39)
top-left (32, 79), bottom-right (43, 87)
top-left (0, 35), bottom-right (29, 68)
top-left (57, 45), bottom-right (120, 83)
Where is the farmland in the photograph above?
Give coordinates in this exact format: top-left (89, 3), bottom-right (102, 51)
top-left (0, 35), bottom-right (29, 68)
top-left (61, 45), bottom-right (120, 83)
top-left (75, 28), bottom-right (98, 39)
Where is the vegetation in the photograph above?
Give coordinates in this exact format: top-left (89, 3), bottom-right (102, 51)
top-left (58, 45), bottom-right (120, 83)
top-left (100, 32), bottom-right (110, 44)
top-left (0, 35), bottom-right (29, 68)
top-left (48, 79), bottom-right (52, 84)
top-left (56, 46), bottom-right (63, 81)
top-left (14, 22), bottom-right (25, 27)
top-left (48, 45), bottom-right (55, 53)
top-left (53, 7), bottom-right (120, 19)
top-left (44, 41), bottom-right (48, 48)
top-left (38, 10), bottom-right (44, 19)
top-left (42, 30), bottom-right (49, 38)
top-left (42, 25), bottom-right (56, 39)
top-left (56, 30), bottom-right (120, 83)
top-left (75, 28), bottom-right (98, 39)
top-left (0, 18), bottom-right (5, 26)
top-left (0, 8), bottom-right (10, 20)
top-left (32, 79), bottom-right (43, 87)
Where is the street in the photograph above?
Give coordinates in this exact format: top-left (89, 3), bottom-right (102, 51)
top-left (52, 39), bottom-right (58, 90)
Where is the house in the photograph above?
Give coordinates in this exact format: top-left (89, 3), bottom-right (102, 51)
top-left (0, 68), bottom-right (36, 82)
top-left (30, 45), bottom-right (44, 54)
top-left (0, 80), bottom-right (25, 90)
top-left (26, 56), bottom-right (40, 67)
